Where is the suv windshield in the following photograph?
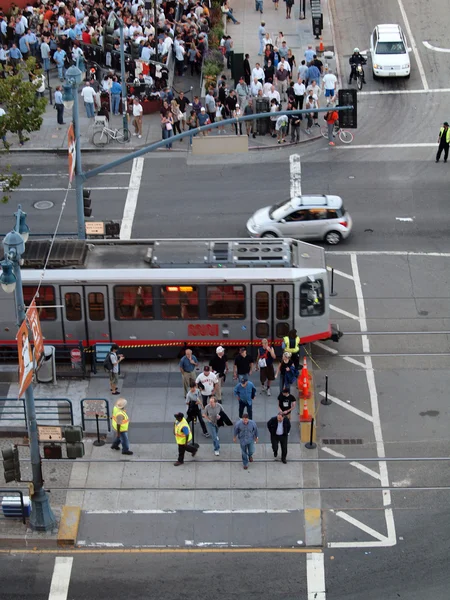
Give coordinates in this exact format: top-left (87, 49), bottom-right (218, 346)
top-left (376, 41), bottom-right (406, 54)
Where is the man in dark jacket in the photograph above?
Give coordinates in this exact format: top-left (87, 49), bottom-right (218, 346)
top-left (267, 413), bottom-right (291, 463)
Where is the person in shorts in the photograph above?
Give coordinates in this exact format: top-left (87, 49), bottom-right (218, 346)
top-left (109, 343), bottom-right (124, 395)
top-left (256, 338), bottom-right (276, 395)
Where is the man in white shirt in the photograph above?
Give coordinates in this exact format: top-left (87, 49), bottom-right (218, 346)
top-left (80, 82), bottom-right (96, 118)
top-left (250, 77), bottom-right (263, 97)
top-left (293, 78), bottom-right (306, 109)
top-left (278, 56), bottom-right (291, 73)
top-left (196, 366), bottom-right (218, 407)
top-left (132, 97), bottom-right (143, 138)
top-left (161, 32), bottom-right (173, 57)
top-left (268, 84), bottom-right (280, 104)
top-left (252, 62), bottom-right (265, 84)
top-left (322, 69), bottom-right (338, 103)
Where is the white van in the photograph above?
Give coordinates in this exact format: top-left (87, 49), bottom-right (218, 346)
top-left (370, 24), bottom-right (411, 79)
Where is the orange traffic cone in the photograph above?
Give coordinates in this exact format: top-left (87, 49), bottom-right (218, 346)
top-left (319, 37), bottom-right (324, 53)
top-left (301, 374), bottom-right (311, 399)
top-left (300, 398), bottom-right (312, 422)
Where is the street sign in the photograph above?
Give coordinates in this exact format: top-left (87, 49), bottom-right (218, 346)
top-left (82, 399), bottom-right (108, 419)
top-left (17, 320), bottom-right (33, 398)
top-left (68, 123), bottom-right (76, 183)
top-left (27, 299), bottom-right (44, 368)
top-left (70, 348), bottom-right (82, 369)
top-left (38, 425), bottom-right (63, 442)
top-left (85, 222), bottom-right (105, 236)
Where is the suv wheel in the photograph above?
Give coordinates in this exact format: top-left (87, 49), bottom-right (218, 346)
top-left (261, 232), bottom-right (278, 238)
top-left (325, 230), bottom-right (342, 245)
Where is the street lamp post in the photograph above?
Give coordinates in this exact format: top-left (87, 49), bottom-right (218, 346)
top-left (0, 207), bottom-right (56, 531)
top-left (63, 65), bottom-right (85, 240)
top-left (109, 11), bottom-right (129, 137)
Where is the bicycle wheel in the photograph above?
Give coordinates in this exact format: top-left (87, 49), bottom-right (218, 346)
top-left (115, 127), bottom-right (131, 144)
top-left (339, 129), bottom-right (354, 144)
top-left (320, 126), bottom-right (328, 139)
top-left (92, 130), bottom-right (108, 147)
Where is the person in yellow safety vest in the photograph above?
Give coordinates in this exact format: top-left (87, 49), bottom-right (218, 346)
top-left (282, 328), bottom-right (301, 368)
top-left (173, 411), bottom-right (198, 466)
top-left (111, 398), bottom-right (133, 455)
top-left (436, 121), bottom-right (450, 163)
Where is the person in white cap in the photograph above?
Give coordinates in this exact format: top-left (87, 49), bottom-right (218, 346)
top-left (209, 346), bottom-right (228, 401)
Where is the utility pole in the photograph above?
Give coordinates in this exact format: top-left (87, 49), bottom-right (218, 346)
top-left (0, 208), bottom-right (56, 531)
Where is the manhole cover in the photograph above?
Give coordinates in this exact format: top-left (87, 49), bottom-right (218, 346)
top-left (34, 200), bottom-right (54, 210)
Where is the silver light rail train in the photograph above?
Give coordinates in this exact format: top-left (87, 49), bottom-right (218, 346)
top-left (0, 238), bottom-right (341, 358)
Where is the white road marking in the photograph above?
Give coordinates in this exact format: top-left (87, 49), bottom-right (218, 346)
top-left (322, 447), bottom-right (381, 481)
top-left (397, 0), bottom-right (429, 90)
top-left (84, 509), bottom-right (176, 514)
top-left (289, 153), bottom-right (302, 198)
top-left (314, 341), bottom-right (338, 354)
top-left (396, 217), bottom-right (414, 221)
top-left (326, 265), bottom-right (354, 280)
top-left (48, 557), bottom-right (73, 600)
top-left (77, 541), bottom-right (124, 547)
top-left (330, 511), bottom-right (390, 543)
top-left (203, 509), bottom-right (291, 513)
top-left (14, 187), bottom-right (130, 192)
top-left (423, 41), bottom-right (450, 53)
top-left (359, 88), bottom-right (450, 95)
top-left (319, 391), bottom-right (373, 422)
top-left (330, 304), bottom-right (360, 321)
top-left (338, 143), bottom-right (435, 149)
top-left (350, 254), bottom-right (397, 544)
top-left (307, 552), bottom-right (326, 600)
top-left (342, 356), bottom-right (368, 369)
top-left (120, 157), bottom-right (145, 240)
top-left (20, 172), bottom-right (131, 177)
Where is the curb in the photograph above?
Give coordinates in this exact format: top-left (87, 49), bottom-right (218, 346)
top-left (57, 505), bottom-right (81, 547)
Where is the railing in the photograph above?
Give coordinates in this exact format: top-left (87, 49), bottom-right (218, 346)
top-left (0, 397), bottom-right (74, 427)
top-left (0, 341), bottom-right (87, 378)
top-left (0, 489), bottom-right (29, 524)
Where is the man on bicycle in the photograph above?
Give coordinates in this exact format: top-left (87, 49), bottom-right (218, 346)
top-left (349, 48), bottom-right (366, 84)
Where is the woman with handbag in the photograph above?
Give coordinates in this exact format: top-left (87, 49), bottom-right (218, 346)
top-left (256, 338), bottom-right (276, 396)
top-left (275, 351), bottom-right (297, 392)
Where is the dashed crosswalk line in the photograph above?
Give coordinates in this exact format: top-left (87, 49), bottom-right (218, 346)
top-left (48, 557), bottom-right (73, 600)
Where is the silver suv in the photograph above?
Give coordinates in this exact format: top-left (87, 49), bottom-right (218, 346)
top-left (246, 195), bottom-right (352, 245)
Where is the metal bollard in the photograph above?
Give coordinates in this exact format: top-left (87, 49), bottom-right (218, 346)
top-left (305, 417), bottom-right (317, 449)
top-left (330, 267), bottom-right (337, 296)
top-left (321, 375), bottom-right (332, 405)
top-left (93, 413), bottom-right (105, 447)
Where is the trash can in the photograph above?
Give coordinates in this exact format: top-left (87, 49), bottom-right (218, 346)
top-left (36, 345), bottom-right (56, 384)
top-left (256, 98), bottom-right (270, 135)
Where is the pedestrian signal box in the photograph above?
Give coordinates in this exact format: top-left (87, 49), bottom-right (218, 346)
top-left (338, 89), bottom-right (357, 129)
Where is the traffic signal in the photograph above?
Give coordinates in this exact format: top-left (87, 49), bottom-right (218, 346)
top-left (2, 446), bottom-right (21, 483)
top-left (338, 89), bottom-right (357, 129)
top-left (64, 425), bottom-right (83, 443)
top-left (43, 444), bottom-right (63, 459)
top-left (83, 189), bottom-right (92, 218)
top-left (104, 23), bottom-right (115, 52)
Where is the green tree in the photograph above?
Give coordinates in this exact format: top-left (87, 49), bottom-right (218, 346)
top-left (0, 57), bottom-right (47, 202)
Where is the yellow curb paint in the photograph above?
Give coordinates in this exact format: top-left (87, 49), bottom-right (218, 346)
top-left (57, 506), bottom-right (81, 547)
top-left (0, 547), bottom-right (323, 555)
top-left (304, 508), bottom-right (321, 526)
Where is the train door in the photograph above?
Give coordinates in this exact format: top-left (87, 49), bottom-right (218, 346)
top-left (251, 284), bottom-right (294, 345)
top-left (61, 286), bottom-right (111, 343)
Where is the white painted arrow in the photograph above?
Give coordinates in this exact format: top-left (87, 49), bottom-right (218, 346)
top-left (423, 41), bottom-right (450, 53)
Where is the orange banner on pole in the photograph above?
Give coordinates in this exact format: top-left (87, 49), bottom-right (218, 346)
top-left (27, 299), bottom-right (44, 367)
top-left (68, 123), bottom-right (76, 183)
top-left (17, 320), bottom-right (33, 398)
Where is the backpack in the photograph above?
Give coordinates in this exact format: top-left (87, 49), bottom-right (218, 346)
top-left (103, 352), bottom-right (113, 372)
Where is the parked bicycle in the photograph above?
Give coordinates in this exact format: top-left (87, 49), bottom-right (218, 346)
top-left (92, 125), bottom-right (130, 147)
top-left (320, 124), bottom-right (354, 144)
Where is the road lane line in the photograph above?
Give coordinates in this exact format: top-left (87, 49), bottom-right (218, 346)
top-left (322, 447), bottom-right (382, 480)
top-left (330, 304), bottom-right (360, 320)
top-left (332, 511), bottom-right (388, 542)
top-left (307, 552), bottom-right (326, 600)
top-left (313, 341), bottom-right (338, 354)
top-left (359, 88), bottom-right (450, 95)
top-left (48, 557), bottom-right (73, 600)
top-left (120, 157), bottom-right (145, 240)
top-left (326, 265), bottom-right (354, 280)
top-left (351, 254), bottom-right (397, 546)
top-left (396, 0), bottom-right (429, 90)
top-left (289, 153), bottom-right (302, 198)
top-left (319, 391), bottom-right (373, 422)
top-left (423, 41), bottom-right (450, 53)
top-left (342, 356), bottom-right (368, 369)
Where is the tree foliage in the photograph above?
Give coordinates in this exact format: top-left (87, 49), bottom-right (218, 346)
top-left (0, 57), bottom-right (47, 202)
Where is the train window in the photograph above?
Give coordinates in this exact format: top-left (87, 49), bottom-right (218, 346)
top-left (276, 291), bottom-right (290, 320)
top-left (207, 285), bottom-right (245, 319)
top-left (64, 293), bottom-right (82, 321)
top-left (256, 322), bottom-right (269, 338)
top-left (88, 292), bottom-right (105, 321)
top-left (300, 280), bottom-right (325, 317)
top-left (276, 322), bottom-right (290, 338)
top-left (114, 286), bottom-right (154, 320)
top-left (255, 291), bottom-right (269, 320)
top-left (23, 286), bottom-right (56, 321)
top-left (161, 286), bottom-right (199, 320)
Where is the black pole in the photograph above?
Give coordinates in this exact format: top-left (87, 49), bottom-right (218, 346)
top-left (46, 69), bottom-right (53, 104)
top-left (299, 0), bottom-right (306, 19)
top-left (321, 375), bottom-right (332, 405)
top-left (93, 413), bottom-right (105, 446)
top-left (330, 268), bottom-right (337, 296)
top-left (305, 417), bottom-right (317, 449)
